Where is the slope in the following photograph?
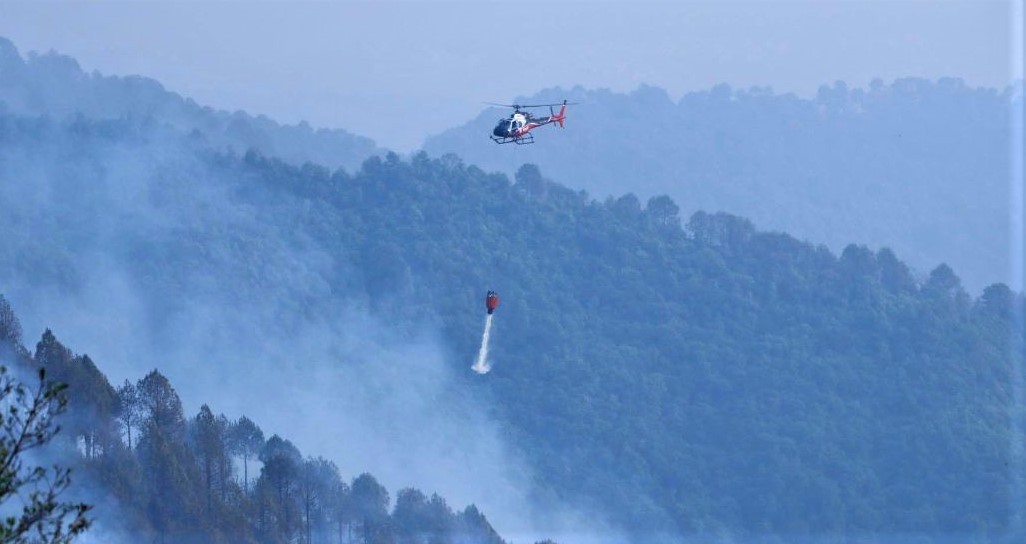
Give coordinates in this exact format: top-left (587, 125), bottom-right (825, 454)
top-left (423, 81), bottom-right (1024, 293)
top-left (0, 297), bottom-right (518, 544)
top-left (2, 108), bottom-right (1022, 540)
top-left (0, 36), bottom-right (381, 171)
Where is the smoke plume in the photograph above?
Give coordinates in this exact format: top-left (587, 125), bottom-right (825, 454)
top-left (472, 314), bottom-right (493, 374)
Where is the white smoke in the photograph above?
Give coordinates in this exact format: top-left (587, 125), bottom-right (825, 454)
top-left (472, 313), bottom-right (493, 374)
top-left (0, 113), bottom-right (629, 543)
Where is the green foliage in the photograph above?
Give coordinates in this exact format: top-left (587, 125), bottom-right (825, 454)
top-left (426, 80), bottom-right (1023, 292)
top-left (0, 73), bottom-right (1021, 542)
top-left (0, 310), bottom-right (519, 544)
top-left (228, 415), bottom-right (264, 492)
top-left (201, 151), bottom-right (1021, 540)
top-left (0, 295), bottom-right (22, 348)
top-left (115, 380), bottom-right (141, 449)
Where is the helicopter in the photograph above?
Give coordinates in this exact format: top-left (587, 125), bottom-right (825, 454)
top-left (488, 100), bottom-right (576, 144)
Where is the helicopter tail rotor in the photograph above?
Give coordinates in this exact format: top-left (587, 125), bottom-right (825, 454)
top-left (552, 100), bottom-right (568, 128)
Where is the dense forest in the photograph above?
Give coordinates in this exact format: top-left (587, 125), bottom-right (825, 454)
top-left (1, 37), bottom-right (1023, 543)
top-left (2, 109), bottom-right (1022, 541)
top-left (0, 295), bottom-right (521, 544)
top-left (425, 81), bottom-right (1024, 293)
top-left (240, 152), bottom-right (1024, 541)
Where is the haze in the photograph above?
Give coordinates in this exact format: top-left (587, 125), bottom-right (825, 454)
top-left (0, 0), bottom-right (1019, 151)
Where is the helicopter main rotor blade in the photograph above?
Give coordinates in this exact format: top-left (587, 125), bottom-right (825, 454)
top-left (518, 101), bottom-right (580, 108)
top-left (483, 101), bottom-right (580, 109)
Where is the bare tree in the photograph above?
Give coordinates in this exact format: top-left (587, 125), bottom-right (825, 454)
top-left (0, 365), bottom-right (91, 543)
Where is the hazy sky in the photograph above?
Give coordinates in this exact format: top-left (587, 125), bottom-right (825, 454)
top-left (0, 0), bottom-right (1021, 150)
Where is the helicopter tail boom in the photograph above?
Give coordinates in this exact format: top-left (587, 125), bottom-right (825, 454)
top-left (551, 101), bottom-right (567, 128)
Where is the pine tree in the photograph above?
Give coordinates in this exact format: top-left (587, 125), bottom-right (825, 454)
top-left (135, 370), bottom-right (200, 540)
top-left (136, 370), bottom-right (186, 438)
top-left (116, 379), bottom-right (142, 449)
top-left (298, 457), bottom-right (341, 544)
top-left (191, 405), bottom-right (228, 513)
top-left (260, 435), bottom-right (302, 540)
top-left (351, 473), bottom-right (391, 544)
top-left (0, 294), bottom-right (23, 349)
top-left (228, 415), bottom-right (264, 492)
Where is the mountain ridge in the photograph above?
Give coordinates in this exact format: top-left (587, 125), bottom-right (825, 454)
top-left (0, 37), bottom-right (1022, 543)
top-left (0, 36), bottom-right (382, 172)
top-left (424, 80), bottom-right (1023, 293)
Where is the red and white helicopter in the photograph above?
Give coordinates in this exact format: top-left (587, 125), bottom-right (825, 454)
top-left (488, 100), bottom-right (576, 145)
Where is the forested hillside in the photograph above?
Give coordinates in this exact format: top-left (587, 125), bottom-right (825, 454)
top-left (424, 81), bottom-right (1024, 292)
top-left (271, 154), bottom-right (1024, 540)
top-left (0, 296), bottom-right (519, 544)
top-left (0, 37), bottom-right (381, 171)
top-left (1, 105), bottom-right (1022, 542)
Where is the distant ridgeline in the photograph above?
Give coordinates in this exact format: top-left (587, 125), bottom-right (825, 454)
top-left (0, 36), bottom-right (381, 171)
top-left (424, 80), bottom-right (1024, 293)
top-left (0, 38), bottom-right (1023, 543)
top-left (0, 296), bottom-right (520, 544)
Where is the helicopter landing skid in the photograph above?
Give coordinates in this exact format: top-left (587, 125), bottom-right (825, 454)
top-left (490, 133), bottom-right (535, 145)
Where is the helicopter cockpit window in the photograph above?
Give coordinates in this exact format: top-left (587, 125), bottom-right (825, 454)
top-left (493, 119), bottom-right (512, 137)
